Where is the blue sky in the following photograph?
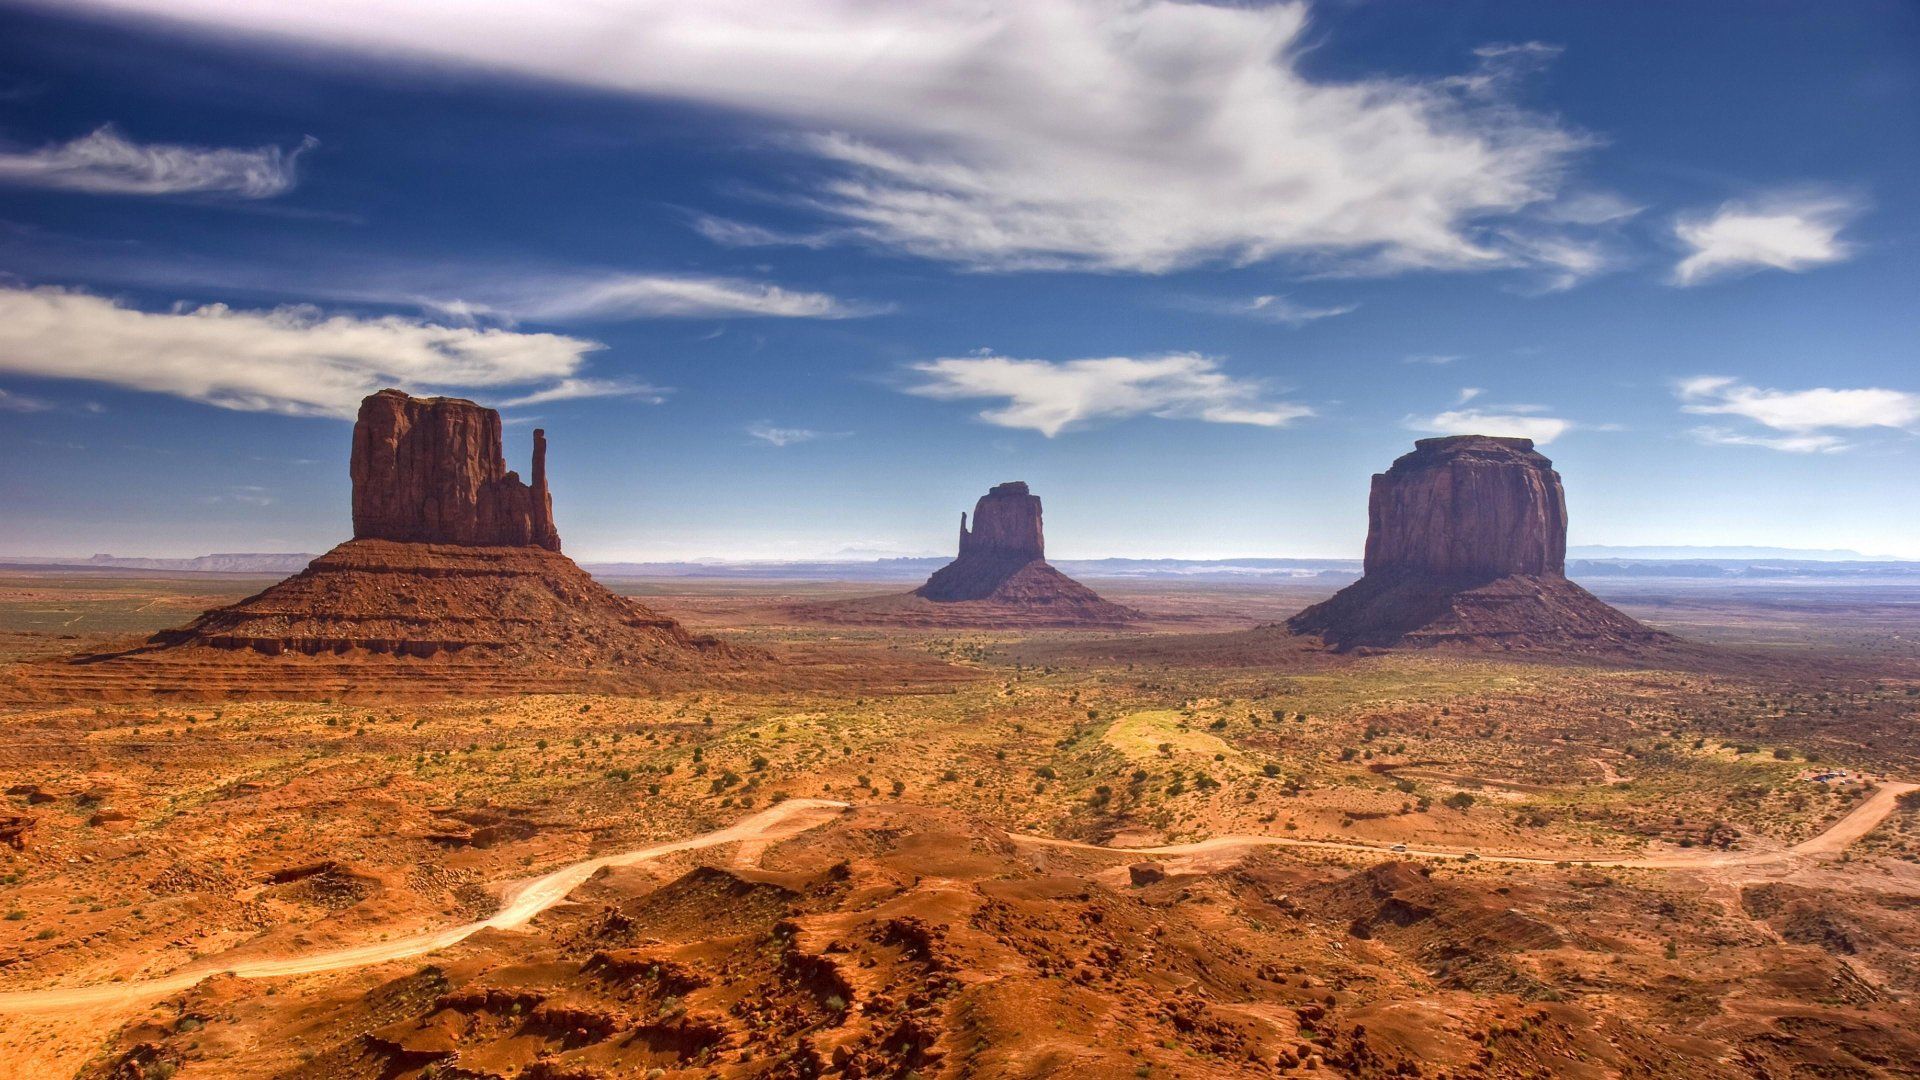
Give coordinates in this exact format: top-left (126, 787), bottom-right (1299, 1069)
top-left (1, 0), bottom-right (1915, 560)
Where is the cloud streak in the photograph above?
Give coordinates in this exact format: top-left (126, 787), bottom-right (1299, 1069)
top-left (512, 273), bottom-right (888, 321)
top-left (904, 352), bottom-right (1310, 437)
top-left (1671, 192), bottom-right (1861, 286)
top-left (747, 423), bottom-right (841, 447)
top-left (1405, 390), bottom-right (1574, 444)
top-left (0, 388), bottom-right (55, 412)
top-left (0, 284), bottom-right (624, 418)
top-left (64, 0), bottom-right (1605, 280)
top-left (497, 377), bottom-right (668, 407)
top-left (1678, 376), bottom-right (1918, 452)
top-left (1185, 294), bottom-right (1358, 326)
top-left (0, 125), bottom-right (312, 198)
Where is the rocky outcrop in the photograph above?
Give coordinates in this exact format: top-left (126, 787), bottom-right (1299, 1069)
top-left (1291, 436), bottom-right (1666, 653)
top-left (1363, 436), bottom-right (1565, 579)
top-left (351, 389), bottom-right (559, 551)
top-left (795, 482), bottom-right (1139, 627)
top-left (147, 540), bottom-right (728, 665)
top-left (917, 482), bottom-right (1053, 601)
top-left (43, 389), bottom-right (749, 698)
top-left (0, 814), bottom-right (32, 851)
top-left (911, 483), bottom-right (1138, 623)
top-left (957, 482), bottom-right (1045, 563)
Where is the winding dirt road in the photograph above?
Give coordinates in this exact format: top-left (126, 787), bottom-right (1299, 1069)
top-left (1, 783), bottom-right (1909, 1017)
top-left (1016, 781), bottom-right (1917, 871)
top-left (0, 798), bottom-right (848, 1016)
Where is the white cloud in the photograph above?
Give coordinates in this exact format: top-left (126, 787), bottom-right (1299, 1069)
top-left (1671, 192), bottom-right (1861, 286)
top-left (513, 273), bottom-right (888, 321)
top-left (1677, 376), bottom-right (1918, 452)
top-left (747, 423), bottom-right (836, 447)
top-left (497, 377), bottom-right (668, 407)
top-left (1686, 427), bottom-right (1848, 454)
top-left (1405, 394), bottom-right (1572, 444)
top-left (0, 125), bottom-right (311, 198)
top-left (1540, 190), bottom-right (1642, 226)
top-left (21, 251), bottom-right (883, 326)
top-left (0, 284), bottom-right (619, 418)
top-left (1191, 294), bottom-right (1358, 325)
top-left (0, 388), bottom-right (55, 412)
top-left (1402, 354), bottom-right (1460, 366)
top-left (904, 351), bottom-right (1310, 437)
top-left (67, 0), bottom-right (1603, 279)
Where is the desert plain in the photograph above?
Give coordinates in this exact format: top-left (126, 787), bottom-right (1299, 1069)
top-left (2, 566), bottom-right (1918, 1079)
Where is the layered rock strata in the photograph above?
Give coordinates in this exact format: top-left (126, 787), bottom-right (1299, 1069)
top-left (351, 388), bottom-right (560, 550)
top-left (910, 482), bottom-right (1139, 623)
top-left (1290, 436), bottom-right (1665, 652)
top-left (33, 389), bottom-right (739, 697)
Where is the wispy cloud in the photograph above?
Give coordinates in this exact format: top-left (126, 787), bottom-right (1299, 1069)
top-left (202, 485), bottom-right (276, 507)
top-left (67, 0), bottom-right (1610, 281)
top-left (0, 284), bottom-right (622, 418)
top-left (1686, 427), bottom-right (1848, 454)
top-left (512, 273), bottom-right (890, 321)
top-left (0, 388), bottom-right (55, 412)
top-left (1405, 389), bottom-right (1573, 444)
top-left (1402, 354), bottom-right (1461, 366)
top-left (904, 351), bottom-right (1310, 437)
top-left (0, 244), bottom-right (885, 327)
top-left (1671, 191), bottom-right (1861, 286)
top-left (746, 423), bottom-right (844, 447)
top-left (1677, 376), bottom-right (1918, 452)
top-left (497, 377), bottom-right (668, 407)
top-left (1183, 294), bottom-right (1358, 326)
top-left (0, 125), bottom-right (312, 199)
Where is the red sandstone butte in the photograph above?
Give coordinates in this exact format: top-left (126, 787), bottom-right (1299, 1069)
top-left (1362, 436), bottom-right (1565, 579)
top-left (37, 388), bottom-right (740, 698)
top-left (911, 482), bottom-right (1139, 622)
top-left (1289, 436), bottom-right (1665, 652)
top-left (350, 388), bottom-right (560, 551)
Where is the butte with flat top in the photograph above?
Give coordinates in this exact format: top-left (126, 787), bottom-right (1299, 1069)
top-left (1289, 435), bottom-right (1668, 652)
top-left (796, 481), bottom-right (1141, 628)
top-left (16, 389), bottom-right (744, 699)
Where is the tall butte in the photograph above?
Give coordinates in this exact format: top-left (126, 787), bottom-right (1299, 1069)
top-left (350, 389), bottom-right (562, 551)
top-left (44, 389), bottom-right (738, 699)
top-left (1289, 435), bottom-right (1666, 652)
top-left (911, 482), bottom-right (1139, 622)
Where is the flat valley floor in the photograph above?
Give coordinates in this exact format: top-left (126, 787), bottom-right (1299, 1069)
top-left (2, 571), bottom-right (1919, 1078)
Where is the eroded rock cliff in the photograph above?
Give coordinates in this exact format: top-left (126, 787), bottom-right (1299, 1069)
top-left (1291, 436), bottom-right (1665, 653)
top-left (1363, 436), bottom-right (1565, 579)
top-left (911, 483), bottom-right (1136, 623)
top-left (41, 389), bottom-right (746, 698)
top-left (350, 389), bottom-right (560, 551)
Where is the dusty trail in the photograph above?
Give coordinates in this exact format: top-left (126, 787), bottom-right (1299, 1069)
top-left (1016, 781), bottom-right (1917, 871)
top-left (0, 798), bottom-right (848, 1016)
top-left (1, 783), bottom-right (1908, 1017)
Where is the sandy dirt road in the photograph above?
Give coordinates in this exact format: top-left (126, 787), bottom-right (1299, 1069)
top-left (1016, 781), bottom-right (1917, 871)
top-left (2, 783), bottom-right (1910, 1017)
top-left (0, 798), bottom-right (848, 1016)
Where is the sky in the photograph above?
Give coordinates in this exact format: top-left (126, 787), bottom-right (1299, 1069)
top-left (0, 0), bottom-right (1915, 561)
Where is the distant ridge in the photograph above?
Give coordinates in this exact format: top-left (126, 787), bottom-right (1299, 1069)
top-left (1568, 545), bottom-right (1891, 561)
top-left (4, 550), bottom-right (1910, 579)
top-left (0, 553), bottom-right (321, 573)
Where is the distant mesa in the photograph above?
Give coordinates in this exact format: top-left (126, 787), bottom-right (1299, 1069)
top-left (26, 389), bottom-right (742, 699)
top-left (796, 481), bottom-right (1141, 627)
top-left (1288, 435), bottom-right (1668, 652)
